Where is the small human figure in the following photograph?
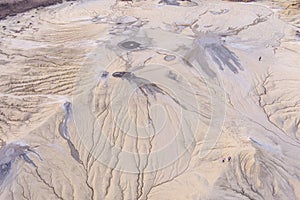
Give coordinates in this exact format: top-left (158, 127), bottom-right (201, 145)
top-left (228, 156), bottom-right (231, 162)
top-left (222, 158), bottom-right (226, 163)
top-left (259, 56), bottom-right (262, 61)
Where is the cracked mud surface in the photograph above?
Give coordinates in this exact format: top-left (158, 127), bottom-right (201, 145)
top-left (0, 0), bottom-right (299, 199)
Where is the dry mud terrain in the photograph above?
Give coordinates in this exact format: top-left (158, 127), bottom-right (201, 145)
top-left (0, 0), bottom-right (299, 199)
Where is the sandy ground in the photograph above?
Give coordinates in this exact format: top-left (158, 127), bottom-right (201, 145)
top-left (0, 0), bottom-right (299, 199)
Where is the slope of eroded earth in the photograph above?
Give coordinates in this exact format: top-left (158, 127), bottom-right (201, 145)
top-left (0, 0), bottom-right (299, 199)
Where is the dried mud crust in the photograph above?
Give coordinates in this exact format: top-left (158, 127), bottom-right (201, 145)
top-left (0, 0), bottom-right (299, 199)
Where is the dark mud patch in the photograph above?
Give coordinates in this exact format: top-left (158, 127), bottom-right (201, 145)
top-left (159, 0), bottom-right (198, 6)
top-left (0, 0), bottom-right (72, 20)
top-left (118, 41), bottom-right (141, 50)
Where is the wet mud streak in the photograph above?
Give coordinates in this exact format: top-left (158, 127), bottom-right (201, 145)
top-left (205, 43), bottom-right (243, 73)
top-left (59, 102), bottom-right (71, 140)
top-left (159, 0), bottom-right (196, 6)
top-left (0, 161), bottom-right (11, 185)
top-left (159, 0), bottom-right (180, 6)
top-left (59, 102), bottom-right (82, 164)
top-left (0, 143), bottom-right (38, 185)
top-left (188, 33), bottom-right (244, 75)
top-left (112, 71), bottom-right (187, 109)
